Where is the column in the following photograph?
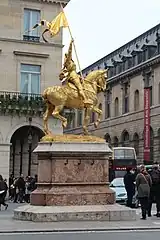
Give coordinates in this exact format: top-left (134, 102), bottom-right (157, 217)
top-left (0, 143), bottom-right (11, 181)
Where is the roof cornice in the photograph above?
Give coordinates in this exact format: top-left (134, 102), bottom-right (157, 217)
top-left (22, 0), bottom-right (70, 6)
top-left (108, 54), bottom-right (160, 85)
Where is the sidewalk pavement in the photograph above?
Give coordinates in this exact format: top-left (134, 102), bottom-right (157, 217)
top-left (0, 203), bottom-right (160, 233)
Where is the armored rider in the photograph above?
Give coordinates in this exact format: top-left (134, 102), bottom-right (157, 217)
top-left (59, 40), bottom-right (91, 105)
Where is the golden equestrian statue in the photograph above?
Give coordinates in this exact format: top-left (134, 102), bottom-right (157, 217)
top-left (42, 40), bottom-right (107, 136)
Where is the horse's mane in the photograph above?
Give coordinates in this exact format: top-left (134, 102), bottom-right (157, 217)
top-left (84, 70), bottom-right (105, 82)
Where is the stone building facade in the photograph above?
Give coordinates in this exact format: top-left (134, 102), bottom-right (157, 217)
top-left (0, 0), bottom-right (69, 180)
top-left (65, 23), bottom-right (160, 164)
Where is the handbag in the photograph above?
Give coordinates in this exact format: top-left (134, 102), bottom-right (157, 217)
top-left (138, 173), bottom-right (150, 197)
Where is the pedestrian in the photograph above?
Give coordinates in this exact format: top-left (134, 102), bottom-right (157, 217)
top-left (0, 175), bottom-right (8, 210)
top-left (25, 176), bottom-right (32, 203)
top-left (124, 167), bottom-right (135, 208)
top-left (148, 163), bottom-right (160, 217)
top-left (136, 165), bottom-right (152, 220)
top-left (15, 174), bottom-right (25, 203)
top-left (9, 174), bottom-right (14, 199)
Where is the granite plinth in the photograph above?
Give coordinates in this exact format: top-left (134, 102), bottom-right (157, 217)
top-left (14, 204), bottom-right (136, 222)
top-left (30, 140), bottom-right (115, 206)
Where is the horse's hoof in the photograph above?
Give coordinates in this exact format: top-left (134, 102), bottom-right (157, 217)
top-left (62, 121), bottom-right (67, 128)
top-left (94, 122), bottom-right (99, 128)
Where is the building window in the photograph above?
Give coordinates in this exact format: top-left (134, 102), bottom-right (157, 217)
top-left (113, 136), bottom-right (119, 147)
top-left (138, 52), bottom-right (142, 64)
top-left (133, 133), bottom-right (139, 156)
top-left (132, 54), bottom-right (136, 66)
top-left (123, 83), bottom-right (129, 114)
top-left (121, 130), bottom-right (129, 146)
top-left (77, 110), bottom-right (82, 126)
top-left (90, 112), bottom-right (95, 123)
top-left (23, 9), bottom-right (40, 42)
top-left (114, 97), bottom-right (119, 116)
top-left (159, 83), bottom-right (160, 104)
top-left (134, 90), bottom-right (139, 111)
top-left (20, 64), bottom-right (41, 94)
top-left (105, 90), bottom-right (111, 118)
top-left (158, 129), bottom-right (160, 154)
top-left (149, 86), bottom-right (153, 106)
top-left (104, 133), bottom-right (111, 148)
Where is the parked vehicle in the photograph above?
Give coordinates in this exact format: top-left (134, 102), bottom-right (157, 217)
top-left (109, 177), bottom-right (139, 208)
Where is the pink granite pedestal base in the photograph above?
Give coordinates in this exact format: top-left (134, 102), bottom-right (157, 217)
top-left (30, 142), bottom-right (115, 206)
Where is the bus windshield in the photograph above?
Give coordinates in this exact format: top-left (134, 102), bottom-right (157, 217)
top-left (114, 149), bottom-right (135, 159)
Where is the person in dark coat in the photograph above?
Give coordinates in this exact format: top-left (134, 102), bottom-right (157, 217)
top-left (124, 167), bottom-right (135, 208)
top-left (15, 174), bottom-right (25, 203)
top-left (0, 175), bottom-right (8, 210)
top-left (148, 163), bottom-right (160, 217)
top-left (136, 165), bottom-right (152, 220)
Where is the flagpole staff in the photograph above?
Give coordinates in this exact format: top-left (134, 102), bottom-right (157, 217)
top-left (60, 3), bottom-right (83, 79)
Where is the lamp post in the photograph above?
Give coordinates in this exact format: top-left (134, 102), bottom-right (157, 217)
top-left (28, 117), bottom-right (33, 176)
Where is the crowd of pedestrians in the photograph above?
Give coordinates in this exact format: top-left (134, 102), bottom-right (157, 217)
top-left (124, 163), bottom-right (160, 220)
top-left (0, 173), bottom-right (37, 210)
top-left (9, 174), bottom-right (38, 203)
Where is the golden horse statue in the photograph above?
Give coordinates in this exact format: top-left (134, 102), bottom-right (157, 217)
top-left (42, 69), bottom-right (107, 135)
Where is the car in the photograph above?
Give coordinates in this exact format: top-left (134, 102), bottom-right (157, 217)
top-left (109, 177), bottom-right (127, 203)
top-left (109, 177), bottom-right (139, 208)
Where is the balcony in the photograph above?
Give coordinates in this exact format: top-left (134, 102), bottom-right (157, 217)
top-left (0, 91), bottom-right (44, 116)
top-left (0, 91), bottom-right (76, 119)
top-left (23, 35), bottom-right (40, 42)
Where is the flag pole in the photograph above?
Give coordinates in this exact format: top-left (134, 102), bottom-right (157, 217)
top-left (60, 3), bottom-right (83, 79)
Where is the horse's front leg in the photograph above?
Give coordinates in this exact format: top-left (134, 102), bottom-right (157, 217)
top-left (92, 105), bottom-right (102, 128)
top-left (43, 103), bottom-right (54, 135)
top-left (52, 105), bottom-right (68, 128)
top-left (83, 107), bottom-right (92, 135)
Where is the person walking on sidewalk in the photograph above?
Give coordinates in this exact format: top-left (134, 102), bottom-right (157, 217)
top-left (148, 163), bottom-right (160, 217)
top-left (0, 175), bottom-right (8, 210)
top-left (124, 167), bottom-right (135, 208)
top-left (136, 165), bottom-right (152, 220)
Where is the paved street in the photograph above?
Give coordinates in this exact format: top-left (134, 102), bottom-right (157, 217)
top-left (1, 230), bottom-right (160, 240)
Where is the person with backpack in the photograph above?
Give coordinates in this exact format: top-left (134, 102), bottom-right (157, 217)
top-left (148, 163), bottom-right (160, 217)
top-left (136, 165), bottom-right (152, 220)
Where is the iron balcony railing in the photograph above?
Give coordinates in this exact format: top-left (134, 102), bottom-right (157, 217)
top-left (0, 91), bottom-right (75, 118)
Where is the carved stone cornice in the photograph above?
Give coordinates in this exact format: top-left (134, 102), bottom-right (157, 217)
top-left (108, 54), bottom-right (160, 85)
top-left (0, 37), bottom-right (63, 48)
top-left (22, 0), bottom-right (70, 5)
top-left (13, 50), bottom-right (49, 58)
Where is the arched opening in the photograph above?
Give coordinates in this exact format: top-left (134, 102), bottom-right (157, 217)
top-left (99, 103), bottom-right (102, 110)
top-left (113, 136), bottom-right (119, 147)
top-left (114, 97), bottom-right (119, 116)
top-left (10, 125), bottom-right (44, 178)
top-left (121, 130), bottom-right (129, 146)
top-left (134, 90), bottom-right (139, 111)
top-left (158, 128), bottom-right (160, 154)
top-left (104, 133), bottom-right (111, 147)
top-left (133, 133), bottom-right (139, 156)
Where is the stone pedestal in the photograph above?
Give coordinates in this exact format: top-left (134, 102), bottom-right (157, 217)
top-left (14, 135), bottom-right (136, 222)
top-left (30, 140), bottom-right (115, 206)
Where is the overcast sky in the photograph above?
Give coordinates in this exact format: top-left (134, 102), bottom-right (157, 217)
top-left (62, 0), bottom-right (160, 70)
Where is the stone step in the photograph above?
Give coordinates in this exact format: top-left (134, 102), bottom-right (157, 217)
top-left (14, 204), bottom-right (136, 222)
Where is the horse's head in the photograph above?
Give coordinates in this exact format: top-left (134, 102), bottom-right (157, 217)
top-left (84, 69), bottom-right (107, 92)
